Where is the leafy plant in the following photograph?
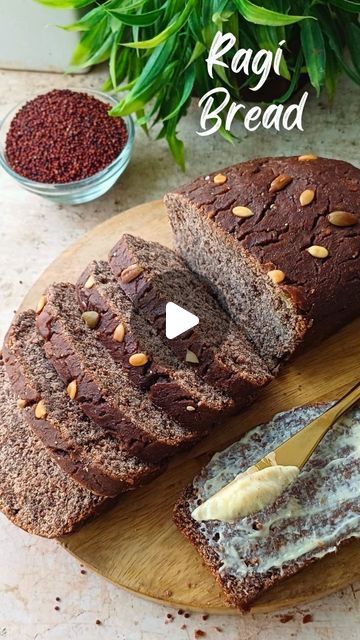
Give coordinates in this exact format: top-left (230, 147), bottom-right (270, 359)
top-left (36, 0), bottom-right (360, 168)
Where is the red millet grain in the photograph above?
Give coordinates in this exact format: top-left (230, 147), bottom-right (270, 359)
top-left (5, 89), bottom-right (128, 184)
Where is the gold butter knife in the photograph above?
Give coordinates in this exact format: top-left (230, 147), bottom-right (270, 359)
top-left (253, 380), bottom-right (360, 472)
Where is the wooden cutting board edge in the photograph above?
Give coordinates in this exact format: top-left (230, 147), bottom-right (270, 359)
top-left (60, 538), bottom-right (360, 615)
top-left (19, 199), bottom-right (360, 615)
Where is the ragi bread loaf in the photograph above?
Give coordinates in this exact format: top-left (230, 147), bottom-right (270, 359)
top-left (109, 234), bottom-right (273, 401)
top-left (37, 283), bottom-right (202, 463)
top-left (173, 403), bottom-right (360, 611)
top-left (3, 310), bottom-right (161, 497)
top-left (77, 260), bottom-right (235, 430)
top-left (165, 156), bottom-right (360, 369)
top-left (0, 359), bottom-right (106, 538)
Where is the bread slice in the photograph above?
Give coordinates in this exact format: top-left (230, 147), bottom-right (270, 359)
top-left (76, 260), bottom-right (235, 430)
top-left (173, 403), bottom-right (360, 611)
top-left (3, 310), bottom-right (161, 497)
top-left (37, 283), bottom-right (202, 463)
top-left (165, 156), bottom-right (360, 370)
top-left (0, 359), bottom-right (107, 538)
top-left (109, 234), bottom-right (273, 401)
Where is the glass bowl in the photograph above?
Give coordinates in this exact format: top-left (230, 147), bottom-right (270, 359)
top-left (0, 88), bottom-right (134, 205)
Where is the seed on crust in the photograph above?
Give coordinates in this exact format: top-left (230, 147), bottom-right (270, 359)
top-left (129, 353), bottom-right (149, 367)
top-left (307, 245), bottom-right (329, 259)
top-left (186, 406), bottom-right (196, 412)
top-left (81, 311), bottom-right (99, 329)
top-left (120, 263), bottom-right (143, 284)
top-left (113, 322), bottom-right (126, 343)
top-left (67, 380), bottom-right (77, 401)
top-left (327, 211), bottom-right (357, 227)
top-left (36, 295), bottom-right (46, 314)
top-left (232, 206), bottom-right (254, 218)
top-left (300, 189), bottom-right (315, 206)
top-left (268, 269), bottom-right (285, 284)
top-left (298, 154), bottom-right (318, 161)
top-left (186, 350), bottom-right (199, 364)
top-left (35, 400), bottom-right (47, 419)
top-left (17, 398), bottom-right (26, 409)
top-left (213, 173), bottom-right (227, 185)
top-left (269, 174), bottom-right (292, 193)
top-left (84, 275), bottom-right (95, 289)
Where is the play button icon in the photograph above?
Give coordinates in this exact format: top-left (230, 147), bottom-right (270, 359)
top-left (165, 302), bottom-right (199, 340)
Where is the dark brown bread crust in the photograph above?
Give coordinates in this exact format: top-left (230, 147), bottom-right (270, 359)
top-left (3, 311), bottom-right (161, 497)
top-left (0, 360), bottom-right (107, 538)
top-left (37, 283), bottom-right (201, 463)
top-left (166, 156), bottom-right (360, 362)
top-left (109, 234), bottom-right (273, 400)
top-left (76, 260), bottom-right (235, 430)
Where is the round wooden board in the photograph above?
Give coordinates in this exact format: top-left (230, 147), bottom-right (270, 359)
top-left (21, 200), bottom-right (360, 614)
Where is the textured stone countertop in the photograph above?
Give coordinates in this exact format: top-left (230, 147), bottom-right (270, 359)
top-left (0, 68), bottom-right (359, 640)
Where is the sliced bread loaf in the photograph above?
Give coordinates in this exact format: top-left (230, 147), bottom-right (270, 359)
top-left (3, 310), bottom-right (161, 497)
top-left (109, 234), bottom-right (273, 401)
top-left (173, 403), bottom-right (360, 611)
top-left (76, 260), bottom-right (235, 430)
top-left (37, 283), bottom-right (202, 463)
top-left (165, 156), bottom-right (360, 369)
top-left (0, 359), bottom-right (107, 538)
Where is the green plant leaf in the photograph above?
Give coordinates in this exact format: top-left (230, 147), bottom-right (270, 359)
top-left (346, 22), bottom-right (360, 76)
top-left (109, 7), bottom-right (164, 27)
top-left (327, 0), bottom-right (360, 12)
top-left (35, 0), bottom-right (94, 7)
top-left (70, 16), bottom-right (110, 67)
top-left (166, 129), bottom-right (185, 170)
top-left (324, 45), bottom-right (340, 104)
top-left (110, 37), bottom-right (177, 115)
top-left (188, 8), bottom-right (205, 44)
top-left (123, 0), bottom-right (197, 49)
top-left (109, 27), bottom-right (125, 88)
top-left (300, 17), bottom-right (326, 96)
top-left (275, 50), bottom-right (303, 104)
top-left (232, 0), bottom-right (309, 26)
top-left (187, 41), bottom-right (206, 67)
top-left (163, 65), bottom-right (195, 120)
top-left (315, 5), bottom-right (360, 85)
top-left (61, 5), bottom-right (105, 31)
top-left (256, 25), bottom-right (290, 80)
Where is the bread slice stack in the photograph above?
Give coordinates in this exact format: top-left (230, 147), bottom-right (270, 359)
top-left (0, 233), bottom-right (273, 538)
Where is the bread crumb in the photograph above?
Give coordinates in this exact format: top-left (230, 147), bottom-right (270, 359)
top-left (195, 631), bottom-right (206, 638)
top-left (54, 606), bottom-right (60, 611)
top-left (95, 620), bottom-right (102, 626)
top-left (164, 589), bottom-right (173, 597)
top-left (184, 612), bottom-right (191, 619)
top-left (202, 614), bottom-right (209, 620)
top-left (178, 609), bottom-right (184, 615)
top-left (279, 614), bottom-right (294, 623)
top-left (55, 597), bottom-right (61, 602)
top-left (181, 624), bottom-right (187, 630)
top-left (303, 614), bottom-right (313, 624)
top-left (80, 569), bottom-right (87, 575)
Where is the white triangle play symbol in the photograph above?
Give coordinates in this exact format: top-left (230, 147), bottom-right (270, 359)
top-left (165, 302), bottom-right (199, 340)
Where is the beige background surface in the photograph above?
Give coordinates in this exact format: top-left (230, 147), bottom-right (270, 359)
top-left (0, 67), bottom-right (359, 639)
